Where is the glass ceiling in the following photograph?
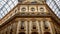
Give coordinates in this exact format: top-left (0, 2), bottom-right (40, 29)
top-left (0, 0), bottom-right (18, 19)
top-left (46, 0), bottom-right (60, 18)
top-left (0, 0), bottom-right (60, 19)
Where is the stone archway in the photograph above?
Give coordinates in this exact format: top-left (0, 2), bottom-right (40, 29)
top-left (31, 32), bottom-right (38, 34)
top-left (19, 32), bottom-right (25, 34)
top-left (44, 32), bottom-right (51, 34)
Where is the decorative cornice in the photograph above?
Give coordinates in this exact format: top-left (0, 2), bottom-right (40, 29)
top-left (0, 0), bottom-right (60, 26)
top-left (18, 0), bottom-right (46, 4)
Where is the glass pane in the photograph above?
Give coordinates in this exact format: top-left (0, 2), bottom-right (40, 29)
top-left (46, 0), bottom-right (60, 18)
top-left (0, 0), bottom-right (18, 19)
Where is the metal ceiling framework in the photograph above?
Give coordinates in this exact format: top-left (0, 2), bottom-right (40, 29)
top-left (0, 0), bottom-right (18, 19)
top-left (0, 0), bottom-right (60, 19)
top-left (46, 0), bottom-right (60, 18)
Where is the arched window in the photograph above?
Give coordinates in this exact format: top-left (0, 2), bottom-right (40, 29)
top-left (43, 21), bottom-right (48, 29)
top-left (10, 29), bottom-right (13, 34)
top-left (32, 21), bottom-right (36, 29)
top-left (6, 31), bottom-right (7, 34)
top-left (19, 32), bottom-right (25, 34)
top-left (21, 21), bottom-right (24, 29)
top-left (44, 32), bottom-right (51, 34)
top-left (31, 32), bottom-right (38, 34)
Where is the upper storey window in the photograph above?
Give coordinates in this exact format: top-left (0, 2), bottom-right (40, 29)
top-left (6, 31), bottom-right (7, 34)
top-left (21, 21), bottom-right (24, 29)
top-left (43, 21), bottom-right (48, 29)
top-left (32, 21), bottom-right (36, 29)
top-left (10, 29), bottom-right (13, 34)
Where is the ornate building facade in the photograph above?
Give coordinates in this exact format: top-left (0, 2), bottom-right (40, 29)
top-left (0, 0), bottom-right (60, 34)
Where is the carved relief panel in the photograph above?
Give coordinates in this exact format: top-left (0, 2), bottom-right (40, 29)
top-left (20, 5), bottom-right (47, 13)
top-left (29, 5), bottom-right (37, 12)
top-left (38, 5), bottom-right (46, 12)
top-left (20, 5), bottom-right (28, 12)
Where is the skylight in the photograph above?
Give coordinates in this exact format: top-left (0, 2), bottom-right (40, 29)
top-left (0, 0), bottom-right (60, 19)
top-left (0, 0), bottom-right (18, 19)
top-left (46, 0), bottom-right (60, 18)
